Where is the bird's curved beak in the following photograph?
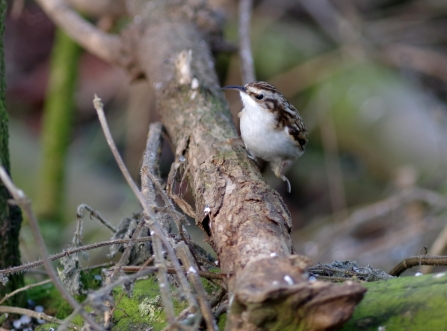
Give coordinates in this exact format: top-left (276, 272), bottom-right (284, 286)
top-left (221, 85), bottom-right (247, 93)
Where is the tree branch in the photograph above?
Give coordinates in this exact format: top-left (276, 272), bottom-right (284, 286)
top-left (0, 306), bottom-right (80, 330)
top-left (35, 0), bottom-right (123, 65)
top-left (93, 95), bottom-right (200, 323)
top-left (239, 0), bottom-right (255, 83)
top-left (66, 0), bottom-right (126, 18)
top-left (0, 237), bottom-right (153, 276)
top-left (130, 1), bottom-right (366, 329)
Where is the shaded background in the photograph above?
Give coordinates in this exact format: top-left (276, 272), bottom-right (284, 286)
top-left (6, 0), bottom-right (447, 275)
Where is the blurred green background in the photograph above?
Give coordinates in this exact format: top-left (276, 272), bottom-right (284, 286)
top-left (5, 0), bottom-right (447, 275)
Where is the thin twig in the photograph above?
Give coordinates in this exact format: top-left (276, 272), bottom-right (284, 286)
top-left (142, 124), bottom-right (202, 273)
top-left (176, 242), bottom-right (217, 331)
top-left (93, 266), bottom-right (157, 299)
top-left (34, 0), bottom-right (123, 66)
top-left (141, 122), bottom-right (169, 233)
top-left (122, 266), bottom-right (223, 280)
top-left (140, 122), bottom-right (192, 324)
top-left (0, 237), bottom-right (153, 276)
top-left (0, 306), bottom-right (80, 330)
top-left (0, 279), bottom-right (52, 305)
top-left (239, 0), bottom-right (255, 83)
top-left (77, 204), bottom-right (117, 233)
top-left (0, 167), bottom-right (104, 331)
top-left (389, 255), bottom-right (447, 277)
top-left (82, 262), bottom-right (114, 271)
top-left (161, 308), bottom-right (197, 331)
top-left (139, 122), bottom-right (176, 326)
top-left (93, 96), bottom-right (199, 325)
top-left (314, 276), bottom-right (362, 283)
top-left (93, 97), bottom-right (152, 283)
top-left (345, 187), bottom-right (447, 226)
top-left (141, 122), bottom-right (189, 238)
top-left (214, 300), bottom-right (228, 319)
top-left (380, 44), bottom-right (447, 84)
top-left (153, 233), bottom-right (176, 325)
top-left (209, 287), bottom-right (227, 308)
top-left (59, 305), bottom-right (84, 331)
top-left (61, 266), bottom-right (159, 331)
top-left (110, 214), bottom-right (147, 281)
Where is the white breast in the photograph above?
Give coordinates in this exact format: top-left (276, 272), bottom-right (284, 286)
top-left (238, 92), bottom-right (302, 162)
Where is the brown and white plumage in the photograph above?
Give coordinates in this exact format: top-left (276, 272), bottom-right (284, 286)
top-left (223, 81), bottom-right (308, 192)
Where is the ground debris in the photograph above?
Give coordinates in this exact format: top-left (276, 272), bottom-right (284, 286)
top-left (309, 260), bottom-right (394, 282)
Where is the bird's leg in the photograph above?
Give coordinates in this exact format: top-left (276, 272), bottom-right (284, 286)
top-left (271, 160), bottom-right (292, 193)
top-left (246, 147), bottom-right (257, 161)
top-left (281, 174), bottom-right (292, 193)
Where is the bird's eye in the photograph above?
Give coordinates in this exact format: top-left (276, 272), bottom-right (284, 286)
top-left (255, 94), bottom-right (264, 100)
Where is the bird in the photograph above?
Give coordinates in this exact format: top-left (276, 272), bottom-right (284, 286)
top-left (222, 81), bottom-right (308, 192)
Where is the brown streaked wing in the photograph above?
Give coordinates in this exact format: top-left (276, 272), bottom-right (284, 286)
top-left (276, 102), bottom-right (308, 149)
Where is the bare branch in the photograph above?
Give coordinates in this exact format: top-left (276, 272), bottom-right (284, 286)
top-left (0, 237), bottom-right (153, 276)
top-left (35, 0), bottom-right (123, 65)
top-left (93, 95), bottom-right (199, 318)
top-left (0, 279), bottom-right (52, 305)
top-left (0, 167), bottom-right (104, 331)
top-left (140, 122), bottom-right (203, 322)
top-left (111, 215), bottom-right (147, 280)
top-left (66, 0), bottom-right (126, 18)
top-left (140, 122), bottom-right (170, 234)
top-left (390, 255), bottom-right (447, 277)
top-left (239, 0), bottom-right (256, 83)
top-left (344, 187), bottom-right (447, 227)
top-left (122, 266), bottom-right (223, 281)
top-left (138, 122), bottom-right (176, 325)
top-left (152, 233), bottom-right (176, 326)
top-left (176, 242), bottom-right (218, 331)
top-left (141, 122), bottom-right (191, 250)
top-left (77, 204), bottom-right (117, 234)
top-left (0, 306), bottom-right (80, 330)
top-left (381, 44), bottom-right (447, 83)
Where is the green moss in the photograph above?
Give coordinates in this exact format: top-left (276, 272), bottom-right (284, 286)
top-left (201, 277), bottom-right (219, 295)
top-left (26, 282), bottom-right (73, 319)
top-left (25, 271), bottom-right (223, 330)
top-left (217, 312), bottom-right (226, 330)
top-left (341, 273), bottom-right (447, 331)
top-left (112, 276), bottom-right (189, 331)
top-left (35, 323), bottom-right (59, 331)
top-left (80, 269), bottom-right (103, 291)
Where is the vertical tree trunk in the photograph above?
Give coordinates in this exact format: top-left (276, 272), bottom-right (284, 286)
top-left (0, 0), bottom-right (24, 306)
top-left (36, 28), bottom-right (81, 227)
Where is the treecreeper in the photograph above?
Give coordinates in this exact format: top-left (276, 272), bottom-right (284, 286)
top-left (223, 81), bottom-right (308, 192)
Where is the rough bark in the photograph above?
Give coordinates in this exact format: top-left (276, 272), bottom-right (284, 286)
top-left (0, 0), bottom-right (24, 305)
